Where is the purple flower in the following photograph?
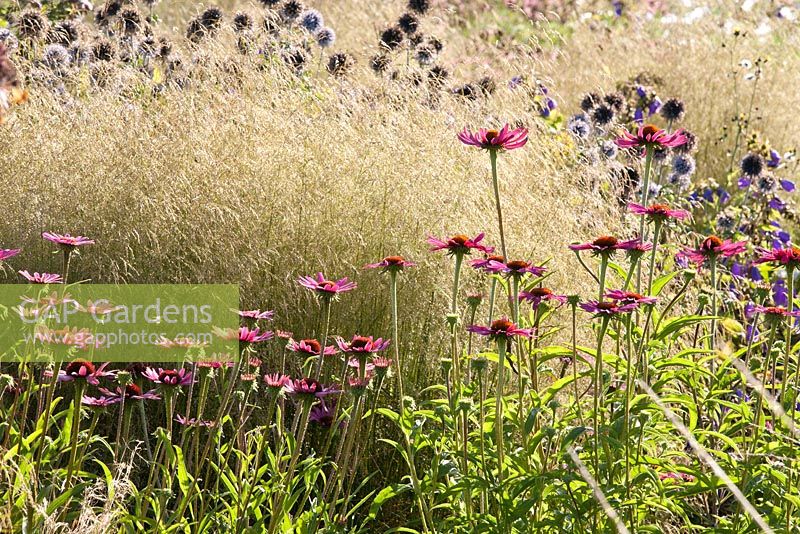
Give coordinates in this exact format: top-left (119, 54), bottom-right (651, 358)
top-left (467, 317), bottom-right (532, 341)
top-left (428, 233), bottom-right (494, 256)
top-left (767, 149), bottom-right (782, 168)
top-left (364, 255), bottom-right (415, 273)
top-left (237, 309), bottom-right (274, 321)
top-left (298, 272), bottom-right (357, 297)
top-left (42, 232), bottom-right (95, 250)
top-left (336, 335), bottom-right (390, 354)
top-left (569, 236), bottom-right (644, 256)
top-left (781, 179), bottom-right (795, 192)
top-left (458, 124), bottom-right (528, 151)
top-left (0, 248), bottom-right (20, 262)
top-left (284, 377), bottom-right (340, 399)
top-left (56, 360), bottom-right (115, 386)
top-left (175, 414), bottom-right (215, 427)
top-left (518, 287), bottom-right (567, 309)
top-left (679, 236), bottom-right (747, 267)
top-left (580, 300), bottom-right (640, 316)
top-left (82, 395), bottom-right (119, 407)
top-left (98, 384), bottom-right (160, 401)
top-left (287, 338), bottom-right (338, 356)
top-left (605, 290), bottom-right (657, 306)
top-left (19, 271), bottom-right (63, 284)
top-left (143, 367), bottom-right (193, 387)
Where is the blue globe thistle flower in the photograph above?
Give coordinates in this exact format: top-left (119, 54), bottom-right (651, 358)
top-left (716, 212), bottom-right (735, 232)
top-left (314, 27), bottom-right (336, 48)
top-left (756, 173), bottom-right (778, 195)
top-left (43, 44), bottom-right (71, 72)
top-left (601, 140), bottom-right (618, 159)
top-left (740, 153), bottom-right (763, 177)
top-left (672, 154), bottom-right (696, 176)
top-left (0, 28), bottom-right (19, 52)
top-left (669, 172), bottom-right (692, 192)
top-left (567, 114), bottom-right (591, 139)
top-left (299, 9), bottom-right (323, 32)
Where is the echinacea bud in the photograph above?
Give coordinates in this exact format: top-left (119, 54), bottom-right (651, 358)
top-left (457, 397), bottom-right (474, 413)
top-left (116, 370), bottom-right (132, 386)
top-left (470, 356), bottom-right (488, 374)
top-left (566, 295), bottom-right (581, 306)
top-left (440, 358), bottom-right (452, 374)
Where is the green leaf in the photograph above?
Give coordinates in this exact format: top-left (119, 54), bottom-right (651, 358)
top-left (369, 483), bottom-right (411, 519)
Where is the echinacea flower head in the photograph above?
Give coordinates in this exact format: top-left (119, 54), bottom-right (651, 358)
top-left (143, 367), bottom-right (193, 387)
top-left (82, 395), bottom-right (118, 407)
top-left (348, 375), bottom-right (371, 391)
top-left (287, 338), bottom-right (338, 356)
top-left (284, 377), bottom-right (339, 400)
top-left (457, 124), bottom-right (528, 151)
top-left (428, 233), bottom-right (494, 256)
top-left (628, 202), bottom-right (690, 223)
top-left (365, 255), bottom-right (415, 273)
top-left (236, 309), bottom-right (274, 321)
top-left (309, 399), bottom-right (338, 426)
top-left (336, 335), bottom-right (390, 354)
top-left (680, 236), bottom-right (747, 266)
top-left (215, 326), bottom-right (274, 345)
top-left (175, 414), bottom-right (215, 427)
top-left (519, 287), bottom-right (567, 309)
top-left (466, 317), bottom-right (532, 341)
top-left (372, 356), bottom-right (393, 371)
top-left (569, 236), bottom-right (643, 256)
top-left (98, 384), bottom-right (160, 401)
top-left (264, 372), bottom-right (291, 389)
top-left (751, 305), bottom-right (800, 319)
top-left (42, 232), bottom-right (95, 250)
top-left (470, 254), bottom-right (505, 273)
top-left (58, 360), bottom-right (114, 386)
top-left (615, 124), bottom-right (687, 151)
top-left (19, 271), bottom-right (63, 284)
top-left (298, 272), bottom-right (357, 298)
top-left (0, 248), bottom-right (20, 261)
top-left (580, 300), bottom-right (640, 316)
top-left (754, 246), bottom-right (800, 269)
top-left (605, 290), bottom-right (657, 306)
top-left (484, 259), bottom-right (547, 278)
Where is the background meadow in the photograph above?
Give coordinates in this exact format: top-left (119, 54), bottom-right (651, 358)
top-left (1, 0), bottom-right (800, 532)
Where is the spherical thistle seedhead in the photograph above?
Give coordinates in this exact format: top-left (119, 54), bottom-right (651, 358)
top-left (604, 91), bottom-right (624, 112)
top-left (408, 0), bottom-right (429, 15)
top-left (233, 11), bottom-right (253, 33)
top-left (398, 12), bottom-right (419, 35)
top-left (17, 9), bottom-right (49, 40)
top-left (279, 0), bottom-right (303, 24)
top-left (452, 83), bottom-right (478, 100)
top-left (591, 104), bottom-right (614, 125)
top-left (580, 92), bottom-right (600, 111)
top-left (380, 26), bottom-right (403, 50)
top-left (326, 51), bottom-right (354, 77)
top-left (49, 20), bottom-right (81, 46)
top-left (119, 7), bottom-right (142, 35)
top-left (92, 37), bottom-right (116, 61)
top-left (427, 64), bottom-right (449, 86)
top-left (660, 97), bottom-right (685, 121)
top-left (200, 7), bottom-right (223, 30)
top-left (369, 53), bottom-right (390, 74)
top-left (477, 75), bottom-right (496, 96)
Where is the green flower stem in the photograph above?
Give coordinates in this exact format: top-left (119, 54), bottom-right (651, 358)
top-left (647, 220), bottom-right (663, 295)
top-left (450, 253), bottom-right (464, 387)
top-left (710, 259), bottom-right (719, 352)
top-left (65, 381), bottom-right (86, 487)
top-left (489, 149), bottom-right (508, 260)
top-left (784, 266), bottom-right (798, 530)
top-left (495, 337), bottom-right (508, 482)
top-left (598, 255), bottom-right (610, 301)
top-left (593, 317), bottom-right (611, 479)
top-left (487, 277), bottom-right (498, 330)
top-left (389, 271), bottom-right (405, 403)
top-left (313, 298), bottom-right (332, 381)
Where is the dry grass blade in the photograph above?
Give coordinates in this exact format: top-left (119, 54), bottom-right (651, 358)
top-left (566, 445), bottom-right (630, 534)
